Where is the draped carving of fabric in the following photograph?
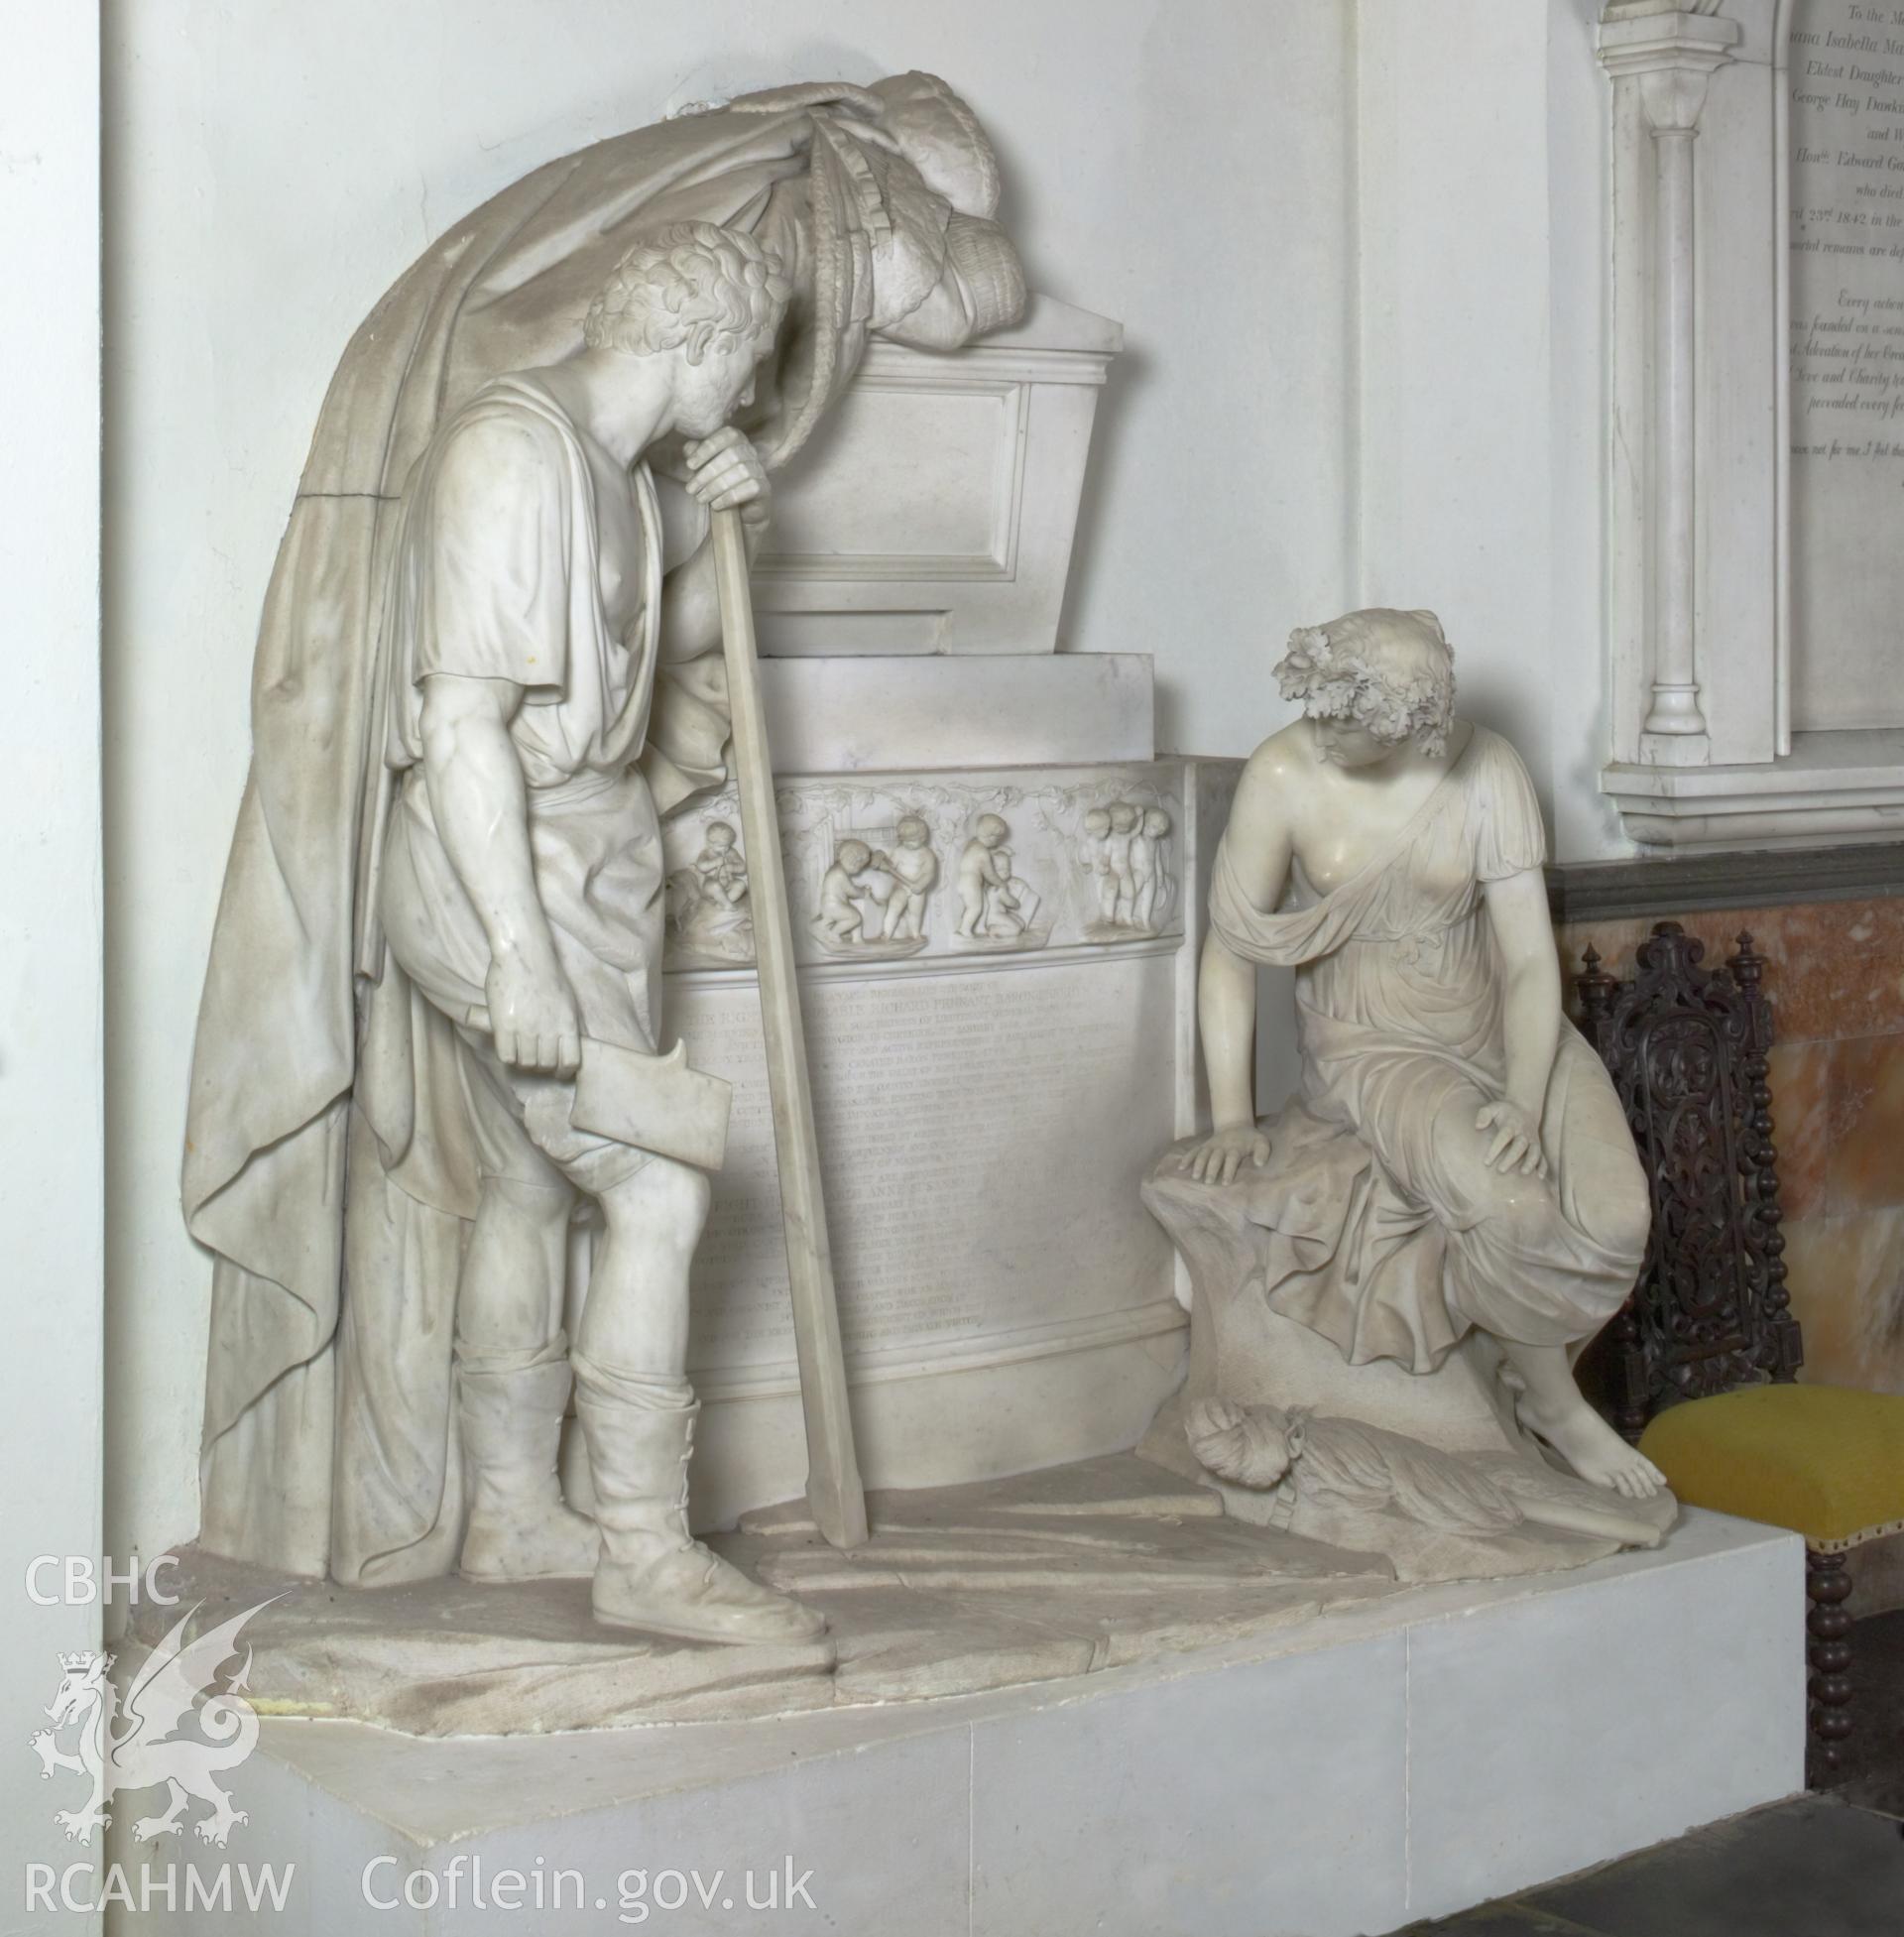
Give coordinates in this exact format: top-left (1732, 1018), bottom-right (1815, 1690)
top-left (182, 78), bottom-right (1024, 1581)
top-left (1205, 727), bottom-right (1648, 1377)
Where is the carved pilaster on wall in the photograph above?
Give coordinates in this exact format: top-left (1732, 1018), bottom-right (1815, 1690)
top-left (1598, 6), bottom-right (1743, 772)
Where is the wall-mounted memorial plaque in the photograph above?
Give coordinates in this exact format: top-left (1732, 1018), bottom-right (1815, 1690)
top-left (1788, 0), bottom-right (1904, 729)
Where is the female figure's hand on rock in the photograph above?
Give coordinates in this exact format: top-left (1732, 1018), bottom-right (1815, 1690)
top-left (1177, 1124), bottom-right (1272, 1186)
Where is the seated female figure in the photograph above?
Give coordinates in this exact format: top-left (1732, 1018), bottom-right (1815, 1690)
top-left (1180, 609), bottom-right (1663, 1499)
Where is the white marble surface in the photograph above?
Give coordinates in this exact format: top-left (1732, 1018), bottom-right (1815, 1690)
top-left (751, 295), bottom-right (1121, 657)
top-left (1587, 2), bottom-right (1904, 845)
top-left (759, 653), bottom-right (1153, 774)
top-left (667, 937), bottom-right (1187, 1524)
top-left (109, 1510), bottom-right (1803, 1936)
top-left (1598, 4), bottom-right (1742, 768)
top-left (662, 1313), bottom-right (1189, 1539)
top-left (1405, 1510), bottom-right (1805, 1920)
top-left (971, 1634), bottom-right (1409, 1937)
top-left (127, 1460), bottom-right (1391, 1734)
top-left (611, 755), bottom-right (1236, 1529)
top-left (1603, 725), bottom-right (1904, 847)
top-left (1166, 623), bottom-right (1669, 1577)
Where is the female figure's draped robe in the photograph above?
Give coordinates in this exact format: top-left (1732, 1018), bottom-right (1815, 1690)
top-left (182, 78), bottom-right (1023, 1582)
top-left (1206, 727), bottom-right (1648, 1377)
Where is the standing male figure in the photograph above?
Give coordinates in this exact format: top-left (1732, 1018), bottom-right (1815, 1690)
top-left (185, 76), bottom-right (1028, 1599)
top-left (376, 221), bottom-right (820, 1642)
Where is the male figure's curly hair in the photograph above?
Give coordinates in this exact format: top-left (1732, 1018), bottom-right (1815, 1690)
top-left (584, 221), bottom-right (790, 366)
top-left (1272, 608), bottom-right (1457, 756)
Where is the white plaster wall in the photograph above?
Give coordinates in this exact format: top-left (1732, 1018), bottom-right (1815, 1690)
top-left (2, 4), bottom-right (105, 1925)
top-left (1355, 0), bottom-right (1630, 864)
top-left (102, 0), bottom-right (1358, 1561)
top-left (1546, 0), bottom-right (1632, 863)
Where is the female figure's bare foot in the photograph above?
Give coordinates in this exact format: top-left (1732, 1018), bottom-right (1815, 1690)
top-left (1497, 1340), bottom-right (1668, 1499)
top-left (1515, 1389), bottom-right (1666, 1499)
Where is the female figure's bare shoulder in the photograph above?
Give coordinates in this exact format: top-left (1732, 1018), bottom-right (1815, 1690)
top-left (1235, 721), bottom-right (1321, 817)
top-left (1246, 719), bottom-right (1322, 782)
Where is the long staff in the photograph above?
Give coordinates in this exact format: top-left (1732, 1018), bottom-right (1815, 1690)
top-left (710, 507), bottom-right (870, 1550)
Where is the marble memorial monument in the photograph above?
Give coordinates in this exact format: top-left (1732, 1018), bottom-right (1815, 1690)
top-left (167, 68), bottom-right (1688, 1712)
top-left (110, 62), bottom-right (1808, 1937)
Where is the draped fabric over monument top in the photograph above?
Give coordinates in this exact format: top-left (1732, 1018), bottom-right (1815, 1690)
top-left (1206, 727), bottom-right (1646, 1375)
top-left (181, 76), bottom-right (1025, 1582)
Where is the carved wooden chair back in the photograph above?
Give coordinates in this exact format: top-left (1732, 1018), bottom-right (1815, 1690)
top-left (1575, 920), bottom-right (1805, 1440)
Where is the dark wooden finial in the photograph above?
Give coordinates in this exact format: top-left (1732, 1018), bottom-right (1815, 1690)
top-left (1577, 943), bottom-right (1614, 1026)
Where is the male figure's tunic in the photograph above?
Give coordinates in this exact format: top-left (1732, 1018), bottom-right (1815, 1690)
top-left (376, 376), bottom-right (665, 1199)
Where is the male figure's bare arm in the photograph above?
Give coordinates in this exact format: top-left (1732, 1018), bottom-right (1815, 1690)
top-left (418, 672), bottom-right (580, 1076)
top-left (1479, 867), bottom-right (1562, 1175)
top-left (1184, 743), bottom-right (1298, 1183)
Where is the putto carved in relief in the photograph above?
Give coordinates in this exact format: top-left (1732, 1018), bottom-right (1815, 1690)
top-left (696, 821), bottom-right (749, 908)
top-left (885, 814), bottom-right (940, 941)
top-left (955, 813), bottom-right (1045, 948)
top-left (813, 834), bottom-right (927, 957)
top-left (818, 838), bottom-right (877, 943)
top-left (1078, 798), bottom-right (1173, 939)
top-left (984, 825), bottom-right (1042, 938)
top-left (668, 820), bottom-right (756, 967)
top-left (1133, 806), bottom-right (1173, 931)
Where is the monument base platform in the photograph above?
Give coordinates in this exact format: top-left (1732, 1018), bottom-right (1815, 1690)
top-left (113, 1500), bottom-right (1802, 1935)
top-left (129, 1459), bottom-right (1396, 1734)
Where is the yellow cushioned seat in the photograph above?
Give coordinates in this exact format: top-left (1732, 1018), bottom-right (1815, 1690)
top-left (1638, 1384), bottom-right (1904, 1551)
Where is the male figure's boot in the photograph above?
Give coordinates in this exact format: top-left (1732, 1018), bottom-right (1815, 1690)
top-left (457, 1344), bottom-right (602, 1581)
top-left (573, 1354), bottom-right (826, 1644)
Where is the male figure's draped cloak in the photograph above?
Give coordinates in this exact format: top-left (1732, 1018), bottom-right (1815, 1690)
top-left (181, 78), bottom-right (1024, 1582)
